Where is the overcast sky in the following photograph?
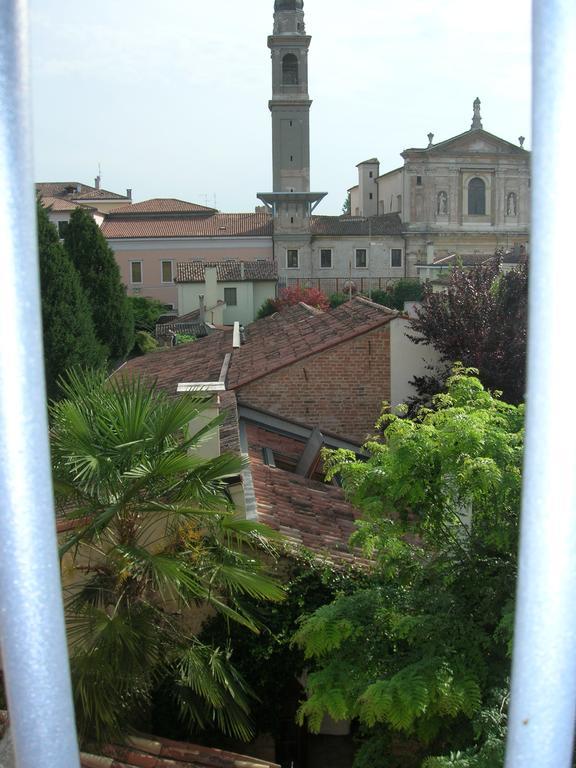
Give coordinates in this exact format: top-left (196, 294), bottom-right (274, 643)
top-left (30, 0), bottom-right (532, 215)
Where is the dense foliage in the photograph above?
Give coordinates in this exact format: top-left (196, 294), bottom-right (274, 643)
top-left (197, 554), bottom-right (366, 762)
top-left (294, 370), bottom-right (524, 767)
top-left (257, 286), bottom-right (329, 318)
top-left (128, 296), bottom-right (166, 333)
top-left (64, 208), bottom-right (134, 360)
top-left (53, 371), bottom-right (284, 744)
top-left (329, 280), bottom-right (423, 311)
top-left (38, 202), bottom-right (105, 398)
top-left (410, 261), bottom-right (527, 404)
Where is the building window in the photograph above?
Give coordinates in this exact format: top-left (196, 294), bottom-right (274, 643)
top-left (355, 249), bottom-right (367, 268)
top-left (369, 193), bottom-right (373, 200)
top-left (282, 53), bottom-right (299, 85)
top-left (369, 171), bottom-right (373, 178)
top-left (57, 220), bottom-right (69, 238)
top-left (287, 249), bottom-right (299, 269)
top-left (130, 261), bottom-right (143, 284)
top-left (391, 249), bottom-right (403, 268)
top-left (224, 287), bottom-right (237, 306)
top-left (320, 249), bottom-right (332, 269)
top-left (161, 260), bottom-right (173, 283)
top-left (468, 177), bottom-right (486, 215)
top-left (416, 175), bottom-right (422, 186)
top-left (397, 194), bottom-right (402, 212)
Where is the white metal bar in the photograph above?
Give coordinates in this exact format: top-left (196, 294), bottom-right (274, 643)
top-left (505, 1), bottom-right (576, 766)
top-left (0, 2), bottom-right (80, 766)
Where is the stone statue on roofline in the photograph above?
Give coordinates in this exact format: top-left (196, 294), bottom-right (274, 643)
top-left (275, 0), bottom-right (304, 10)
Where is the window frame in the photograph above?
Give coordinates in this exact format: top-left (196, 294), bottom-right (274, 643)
top-left (320, 248), bottom-right (333, 269)
top-left (223, 286), bottom-right (238, 306)
top-left (468, 177), bottom-right (487, 216)
top-left (160, 259), bottom-right (174, 284)
top-left (286, 249), bottom-right (299, 269)
top-left (355, 248), bottom-right (368, 269)
top-left (390, 248), bottom-right (403, 268)
top-left (130, 260), bottom-right (143, 284)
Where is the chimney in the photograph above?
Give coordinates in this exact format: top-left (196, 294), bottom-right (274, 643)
top-left (240, 261), bottom-right (245, 280)
top-left (94, 176), bottom-right (101, 190)
top-left (426, 242), bottom-right (435, 264)
top-left (199, 295), bottom-right (205, 323)
top-left (126, 188), bottom-right (132, 200)
top-left (204, 266), bottom-right (219, 309)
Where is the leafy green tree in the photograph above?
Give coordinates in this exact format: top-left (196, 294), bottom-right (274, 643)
top-left (294, 370), bottom-right (523, 767)
top-left (37, 202), bottom-right (105, 399)
top-left (52, 370), bottom-right (284, 745)
top-left (128, 295), bottom-right (166, 333)
top-left (342, 193), bottom-right (352, 216)
top-left (64, 208), bottom-right (134, 360)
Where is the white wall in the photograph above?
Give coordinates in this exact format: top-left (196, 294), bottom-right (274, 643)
top-left (390, 317), bottom-right (443, 408)
top-left (377, 169), bottom-right (404, 216)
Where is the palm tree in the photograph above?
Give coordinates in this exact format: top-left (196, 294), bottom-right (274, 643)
top-left (51, 370), bottom-right (284, 745)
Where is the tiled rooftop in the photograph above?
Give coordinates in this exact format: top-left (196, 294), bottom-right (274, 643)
top-left (118, 297), bottom-right (397, 395)
top-left (311, 213), bottom-right (402, 236)
top-left (82, 734), bottom-right (279, 768)
top-left (108, 198), bottom-right (218, 215)
top-left (245, 423), bottom-right (363, 565)
top-left (177, 261), bottom-right (277, 283)
top-left (101, 213), bottom-right (273, 239)
top-left (0, 712), bottom-right (279, 768)
top-left (41, 196), bottom-right (96, 212)
top-left (36, 182), bottom-right (129, 201)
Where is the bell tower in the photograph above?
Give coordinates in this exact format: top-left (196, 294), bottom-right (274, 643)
top-left (258, 0), bottom-right (326, 229)
top-left (269, 0), bottom-right (311, 192)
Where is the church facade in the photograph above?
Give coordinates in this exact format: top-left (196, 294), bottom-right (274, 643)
top-left (261, 1), bottom-right (530, 288)
top-left (349, 99), bottom-right (531, 274)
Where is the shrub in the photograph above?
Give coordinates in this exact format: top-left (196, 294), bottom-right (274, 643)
top-left (275, 285), bottom-right (329, 311)
top-left (257, 298), bottom-right (277, 319)
top-left (174, 333), bottom-right (196, 345)
top-left (328, 292), bottom-right (348, 308)
top-left (133, 330), bottom-right (158, 355)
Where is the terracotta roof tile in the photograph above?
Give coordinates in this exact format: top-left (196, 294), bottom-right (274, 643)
top-left (177, 261), bottom-right (277, 283)
top-left (101, 213), bottom-right (273, 239)
top-left (311, 213), bottom-right (402, 236)
top-left (107, 198), bottom-right (218, 215)
top-left (36, 182), bottom-right (129, 201)
top-left (245, 424), bottom-right (363, 564)
top-left (41, 196), bottom-right (97, 212)
top-left (117, 297), bottom-right (396, 395)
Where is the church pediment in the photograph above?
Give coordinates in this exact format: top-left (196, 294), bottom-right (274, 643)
top-left (421, 130), bottom-right (527, 157)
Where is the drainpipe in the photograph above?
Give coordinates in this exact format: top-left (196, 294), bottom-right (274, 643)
top-left (0, 2), bottom-right (80, 766)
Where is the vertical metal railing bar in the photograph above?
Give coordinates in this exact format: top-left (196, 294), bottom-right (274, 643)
top-left (505, 1), bottom-right (576, 767)
top-left (0, 2), bottom-right (80, 766)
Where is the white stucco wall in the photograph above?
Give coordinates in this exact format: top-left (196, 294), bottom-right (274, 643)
top-left (390, 317), bottom-right (443, 408)
top-left (376, 169), bottom-right (404, 216)
top-left (178, 281), bottom-right (276, 326)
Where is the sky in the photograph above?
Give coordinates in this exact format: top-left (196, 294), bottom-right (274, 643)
top-left (29, 0), bottom-right (532, 216)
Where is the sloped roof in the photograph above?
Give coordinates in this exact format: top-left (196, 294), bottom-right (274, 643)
top-left (117, 297), bottom-right (397, 395)
top-left (245, 422), bottom-right (363, 565)
top-left (81, 734), bottom-right (279, 768)
top-left (102, 212), bottom-right (273, 239)
top-left (311, 214), bottom-right (402, 236)
top-left (108, 198), bottom-right (218, 215)
top-left (36, 182), bottom-right (129, 201)
top-left (177, 261), bottom-right (277, 283)
top-left (402, 128), bottom-right (529, 156)
top-left (41, 196), bottom-right (96, 212)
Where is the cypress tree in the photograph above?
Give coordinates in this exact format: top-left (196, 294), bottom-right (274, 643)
top-left (37, 202), bottom-right (105, 399)
top-left (64, 207), bottom-right (134, 360)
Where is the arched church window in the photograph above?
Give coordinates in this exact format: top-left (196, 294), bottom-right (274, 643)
top-left (282, 54), bottom-right (299, 85)
top-left (468, 177), bottom-right (486, 215)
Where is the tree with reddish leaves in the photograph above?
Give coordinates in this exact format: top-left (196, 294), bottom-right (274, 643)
top-left (258, 285), bottom-right (330, 318)
top-left (409, 259), bottom-right (528, 404)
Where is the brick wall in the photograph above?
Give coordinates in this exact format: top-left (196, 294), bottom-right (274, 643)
top-left (237, 326), bottom-right (390, 443)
